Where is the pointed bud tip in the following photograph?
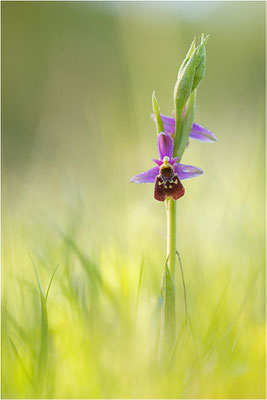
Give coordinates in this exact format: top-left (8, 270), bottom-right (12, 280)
top-left (152, 90), bottom-right (156, 104)
top-left (201, 34), bottom-right (210, 46)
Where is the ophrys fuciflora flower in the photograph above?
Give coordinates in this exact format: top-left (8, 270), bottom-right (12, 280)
top-left (130, 131), bottom-right (203, 201)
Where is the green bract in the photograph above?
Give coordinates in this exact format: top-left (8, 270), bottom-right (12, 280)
top-left (152, 91), bottom-right (164, 134)
top-left (177, 90), bottom-right (196, 159)
top-left (177, 36), bottom-right (196, 77)
top-left (192, 34), bottom-right (209, 92)
top-left (173, 34), bottom-right (209, 158)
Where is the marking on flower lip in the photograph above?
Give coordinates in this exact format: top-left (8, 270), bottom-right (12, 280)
top-left (154, 173), bottom-right (185, 201)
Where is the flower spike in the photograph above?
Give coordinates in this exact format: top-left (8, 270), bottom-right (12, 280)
top-left (130, 35), bottom-right (216, 364)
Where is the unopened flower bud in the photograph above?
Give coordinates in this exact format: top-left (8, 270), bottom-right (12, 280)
top-left (173, 34), bottom-right (209, 156)
top-left (192, 34), bottom-right (209, 92)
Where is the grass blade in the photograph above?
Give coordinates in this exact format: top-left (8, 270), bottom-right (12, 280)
top-left (29, 254), bottom-right (48, 396)
top-left (136, 258), bottom-right (144, 312)
top-left (45, 264), bottom-right (59, 301)
top-left (9, 337), bottom-right (34, 388)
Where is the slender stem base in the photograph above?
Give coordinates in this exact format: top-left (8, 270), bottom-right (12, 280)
top-left (166, 198), bottom-right (177, 279)
top-left (159, 198), bottom-right (176, 364)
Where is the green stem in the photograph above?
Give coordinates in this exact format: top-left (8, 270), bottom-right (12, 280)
top-left (166, 198), bottom-right (176, 279)
top-left (160, 198), bottom-right (176, 364)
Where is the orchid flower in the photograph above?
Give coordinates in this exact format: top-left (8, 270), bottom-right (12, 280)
top-left (152, 112), bottom-right (217, 143)
top-left (130, 132), bottom-right (203, 201)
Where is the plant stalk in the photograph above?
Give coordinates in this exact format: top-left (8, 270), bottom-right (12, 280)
top-left (166, 198), bottom-right (177, 279)
top-left (160, 198), bottom-right (176, 364)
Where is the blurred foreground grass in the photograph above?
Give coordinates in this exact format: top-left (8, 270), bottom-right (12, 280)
top-left (2, 2), bottom-right (265, 399)
top-left (2, 179), bottom-right (265, 398)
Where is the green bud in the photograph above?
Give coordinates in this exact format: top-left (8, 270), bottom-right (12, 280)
top-left (192, 47), bottom-right (206, 92)
top-left (178, 36), bottom-right (196, 78)
top-left (173, 34), bottom-right (209, 156)
top-left (174, 45), bottom-right (198, 108)
top-left (152, 91), bottom-right (164, 134)
top-left (173, 45), bottom-right (198, 155)
top-left (192, 34), bottom-right (209, 92)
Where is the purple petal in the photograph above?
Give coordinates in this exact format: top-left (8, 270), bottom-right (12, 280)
top-left (151, 113), bottom-right (175, 135)
top-left (130, 166), bottom-right (159, 184)
top-left (170, 157), bottom-right (179, 165)
top-left (152, 159), bottom-right (163, 166)
top-left (174, 163), bottom-right (203, 180)
top-left (190, 123), bottom-right (217, 142)
top-left (158, 132), bottom-right (174, 160)
top-left (160, 114), bottom-right (175, 135)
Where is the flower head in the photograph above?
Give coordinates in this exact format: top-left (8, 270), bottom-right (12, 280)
top-left (130, 132), bottom-right (203, 202)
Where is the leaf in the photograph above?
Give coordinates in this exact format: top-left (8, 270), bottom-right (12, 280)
top-left (167, 320), bottom-right (186, 366)
top-left (173, 34), bottom-right (209, 156)
top-left (173, 46), bottom-right (198, 156)
top-left (58, 229), bottom-right (119, 310)
top-left (152, 91), bottom-right (164, 134)
top-left (159, 257), bottom-right (176, 363)
top-left (9, 337), bottom-right (34, 387)
top-left (30, 254), bottom-right (45, 299)
top-left (191, 35), bottom-right (209, 92)
top-left (45, 264), bottom-right (59, 301)
top-left (177, 90), bottom-right (196, 160)
top-left (29, 254), bottom-right (48, 393)
top-left (178, 36), bottom-right (196, 77)
top-left (136, 258), bottom-right (144, 312)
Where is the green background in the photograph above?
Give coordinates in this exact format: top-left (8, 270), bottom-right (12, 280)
top-left (2, 2), bottom-right (265, 398)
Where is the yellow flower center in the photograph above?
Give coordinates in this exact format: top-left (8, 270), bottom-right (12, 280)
top-left (160, 156), bottom-right (173, 179)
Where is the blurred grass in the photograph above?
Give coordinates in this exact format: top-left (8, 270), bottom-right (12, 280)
top-left (2, 2), bottom-right (265, 399)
